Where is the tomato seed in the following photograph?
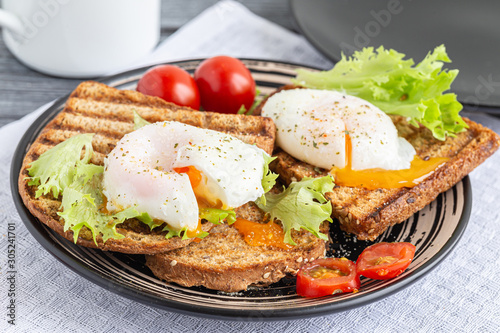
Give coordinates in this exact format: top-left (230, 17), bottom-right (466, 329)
top-left (374, 256), bottom-right (397, 266)
top-left (309, 266), bottom-right (347, 279)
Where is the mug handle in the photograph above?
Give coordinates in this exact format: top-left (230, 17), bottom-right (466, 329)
top-left (0, 9), bottom-right (24, 35)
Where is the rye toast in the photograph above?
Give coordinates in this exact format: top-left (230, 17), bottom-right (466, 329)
top-left (18, 81), bottom-right (276, 254)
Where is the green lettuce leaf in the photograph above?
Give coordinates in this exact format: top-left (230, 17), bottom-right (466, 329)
top-left (199, 207), bottom-right (236, 225)
top-left (294, 45), bottom-right (468, 140)
top-left (256, 176), bottom-right (334, 245)
top-left (135, 212), bottom-right (163, 230)
top-left (237, 88), bottom-right (262, 115)
top-left (162, 224), bottom-right (209, 240)
top-left (163, 225), bottom-right (185, 239)
top-left (133, 110), bottom-right (151, 130)
top-left (27, 133), bottom-right (95, 198)
top-left (163, 207), bottom-right (236, 240)
top-left (259, 153), bottom-right (279, 207)
top-left (57, 164), bottom-right (151, 244)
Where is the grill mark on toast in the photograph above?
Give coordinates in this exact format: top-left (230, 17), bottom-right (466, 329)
top-left (67, 98), bottom-right (148, 123)
top-left (65, 86), bottom-right (275, 155)
top-left (35, 129), bottom-right (118, 158)
top-left (50, 113), bottom-right (132, 140)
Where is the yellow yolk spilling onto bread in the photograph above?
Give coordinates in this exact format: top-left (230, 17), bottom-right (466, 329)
top-left (184, 220), bottom-right (205, 241)
top-left (233, 218), bottom-right (293, 250)
top-left (331, 133), bottom-right (449, 190)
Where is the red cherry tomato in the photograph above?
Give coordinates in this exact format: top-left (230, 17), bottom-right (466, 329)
top-left (137, 65), bottom-right (200, 109)
top-left (296, 258), bottom-right (360, 298)
top-left (356, 242), bottom-right (416, 280)
top-left (194, 56), bottom-right (256, 114)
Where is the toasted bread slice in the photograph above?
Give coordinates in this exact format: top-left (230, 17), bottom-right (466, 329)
top-left (18, 81), bottom-right (276, 254)
top-left (146, 203), bottom-right (328, 292)
top-left (272, 114), bottom-right (500, 241)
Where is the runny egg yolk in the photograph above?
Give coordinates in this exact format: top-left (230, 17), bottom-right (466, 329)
top-left (174, 166), bottom-right (224, 209)
top-left (233, 218), bottom-right (293, 250)
top-left (173, 166), bottom-right (202, 188)
top-left (167, 167), bottom-right (206, 239)
top-left (184, 219), bottom-right (205, 242)
top-left (331, 133), bottom-right (449, 190)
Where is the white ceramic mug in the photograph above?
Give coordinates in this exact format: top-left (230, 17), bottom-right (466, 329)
top-left (0, 0), bottom-right (160, 78)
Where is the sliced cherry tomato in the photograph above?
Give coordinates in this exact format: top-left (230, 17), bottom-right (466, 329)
top-left (296, 258), bottom-right (360, 298)
top-left (137, 64), bottom-right (200, 109)
top-left (356, 242), bottom-right (416, 280)
top-left (194, 55), bottom-right (256, 114)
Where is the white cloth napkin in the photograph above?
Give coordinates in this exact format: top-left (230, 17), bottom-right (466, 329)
top-left (1, 1), bottom-right (500, 332)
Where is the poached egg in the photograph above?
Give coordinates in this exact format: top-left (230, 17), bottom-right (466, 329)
top-left (262, 88), bottom-right (447, 189)
top-left (102, 121), bottom-right (267, 231)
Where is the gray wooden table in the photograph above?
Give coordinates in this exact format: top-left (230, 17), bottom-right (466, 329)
top-left (0, 0), bottom-right (294, 128)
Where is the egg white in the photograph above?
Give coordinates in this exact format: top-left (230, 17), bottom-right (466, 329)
top-left (261, 88), bottom-right (416, 170)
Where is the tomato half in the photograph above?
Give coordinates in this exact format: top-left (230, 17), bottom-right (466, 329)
top-left (194, 56), bottom-right (256, 114)
top-left (356, 242), bottom-right (416, 280)
top-left (136, 65), bottom-right (200, 109)
top-left (296, 258), bottom-right (360, 298)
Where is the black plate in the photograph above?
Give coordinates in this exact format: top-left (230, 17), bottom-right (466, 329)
top-left (290, 0), bottom-right (500, 114)
top-left (11, 59), bottom-right (472, 321)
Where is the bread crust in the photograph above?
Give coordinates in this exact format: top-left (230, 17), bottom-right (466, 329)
top-left (18, 81), bottom-right (276, 254)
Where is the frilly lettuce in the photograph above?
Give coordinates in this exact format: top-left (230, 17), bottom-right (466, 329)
top-left (294, 45), bottom-right (468, 140)
top-left (59, 186), bottom-right (129, 244)
top-left (256, 176), bottom-right (334, 245)
top-left (199, 208), bottom-right (236, 225)
top-left (27, 133), bottom-right (95, 198)
top-left (162, 224), bottom-right (209, 240)
top-left (258, 154), bottom-right (279, 206)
